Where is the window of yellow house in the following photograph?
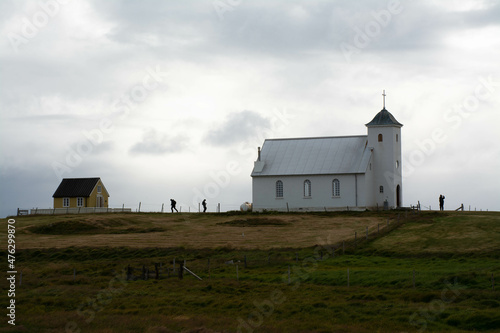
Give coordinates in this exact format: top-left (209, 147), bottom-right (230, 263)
top-left (77, 197), bottom-right (84, 207)
top-left (63, 198), bottom-right (70, 207)
top-left (97, 185), bottom-right (102, 193)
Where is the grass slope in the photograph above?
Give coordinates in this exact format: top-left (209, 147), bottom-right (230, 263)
top-left (364, 212), bottom-right (500, 256)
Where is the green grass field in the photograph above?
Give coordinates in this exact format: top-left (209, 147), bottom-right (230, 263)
top-left (1, 211), bottom-right (500, 332)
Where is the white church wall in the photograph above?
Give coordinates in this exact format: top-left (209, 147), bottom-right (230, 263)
top-left (252, 174), bottom-right (366, 212)
top-left (364, 154), bottom-right (376, 208)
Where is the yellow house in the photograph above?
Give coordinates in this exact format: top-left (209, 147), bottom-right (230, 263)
top-left (53, 177), bottom-right (109, 208)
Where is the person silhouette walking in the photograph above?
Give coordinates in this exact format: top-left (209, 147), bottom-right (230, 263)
top-left (202, 199), bottom-right (207, 213)
top-left (170, 199), bottom-right (178, 213)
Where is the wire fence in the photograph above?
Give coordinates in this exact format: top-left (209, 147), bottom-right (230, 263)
top-left (16, 250), bottom-right (497, 291)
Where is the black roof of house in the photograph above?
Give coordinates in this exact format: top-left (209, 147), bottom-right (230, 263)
top-left (53, 178), bottom-right (104, 198)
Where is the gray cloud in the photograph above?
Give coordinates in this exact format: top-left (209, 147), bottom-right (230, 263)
top-left (64, 0), bottom-right (496, 74)
top-left (129, 128), bottom-right (188, 155)
top-left (205, 110), bottom-right (271, 146)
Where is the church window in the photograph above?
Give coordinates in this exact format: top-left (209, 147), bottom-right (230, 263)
top-left (276, 180), bottom-right (283, 198)
top-left (396, 134), bottom-right (399, 142)
top-left (396, 160), bottom-right (400, 168)
top-left (332, 179), bottom-right (340, 197)
top-left (378, 134), bottom-right (383, 142)
top-left (379, 186), bottom-right (384, 193)
top-left (304, 180), bottom-right (311, 197)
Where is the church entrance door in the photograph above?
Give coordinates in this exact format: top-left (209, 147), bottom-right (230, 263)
top-left (396, 185), bottom-right (401, 207)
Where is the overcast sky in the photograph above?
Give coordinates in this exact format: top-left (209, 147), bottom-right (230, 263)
top-left (1, 0), bottom-right (499, 217)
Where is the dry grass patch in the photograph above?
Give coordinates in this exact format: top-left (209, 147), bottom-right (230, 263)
top-left (6, 213), bottom-right (387, 250)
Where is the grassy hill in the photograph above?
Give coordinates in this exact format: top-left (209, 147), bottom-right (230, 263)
top-left (1, 211), bottom-right (499, 332)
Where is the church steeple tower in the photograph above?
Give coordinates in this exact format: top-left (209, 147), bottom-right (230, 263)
top-left (366, 92), bottom-right (403, 208)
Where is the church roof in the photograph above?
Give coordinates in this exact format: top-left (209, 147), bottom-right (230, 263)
top-left (365, 108), bottom-right (403, 127)
top-left (251, 135), bottom-right (371, 177)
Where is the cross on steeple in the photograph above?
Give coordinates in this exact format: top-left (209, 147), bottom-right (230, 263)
top-left (382, 90), bottom-right (386, 109)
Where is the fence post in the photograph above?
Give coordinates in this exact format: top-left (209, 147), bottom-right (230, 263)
top-left (179, 262), bottom-right (184, 280)
top-left (161, 203), bottom-right (164, 213)
top-left (138, 202), bottom-right (141, 212)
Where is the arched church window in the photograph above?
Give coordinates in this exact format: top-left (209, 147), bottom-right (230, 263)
top-left (276, 180), bottom-right (283, 198)
top-left (304, 180), bottom-right (311, 197)
top-left (332, 179), bottom-right (340, 197)
top-left (379, 186), bottom-right (384, 193)
top-left (396, 160), bottom-right (400, 168)
top-left (378, 134), bottom-right (383, 142)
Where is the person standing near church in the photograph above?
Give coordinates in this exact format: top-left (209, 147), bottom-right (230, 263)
top-left (202, 199), bottom-right (207, 213)
top-left (439, 194), bottom-right (445, 211)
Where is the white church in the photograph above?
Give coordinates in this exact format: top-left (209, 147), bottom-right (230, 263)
top-left (251, 99), bottom-right (403, 211)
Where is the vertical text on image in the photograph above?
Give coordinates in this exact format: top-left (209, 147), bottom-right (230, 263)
top-left (7, 218), bottom-right (17, 326)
